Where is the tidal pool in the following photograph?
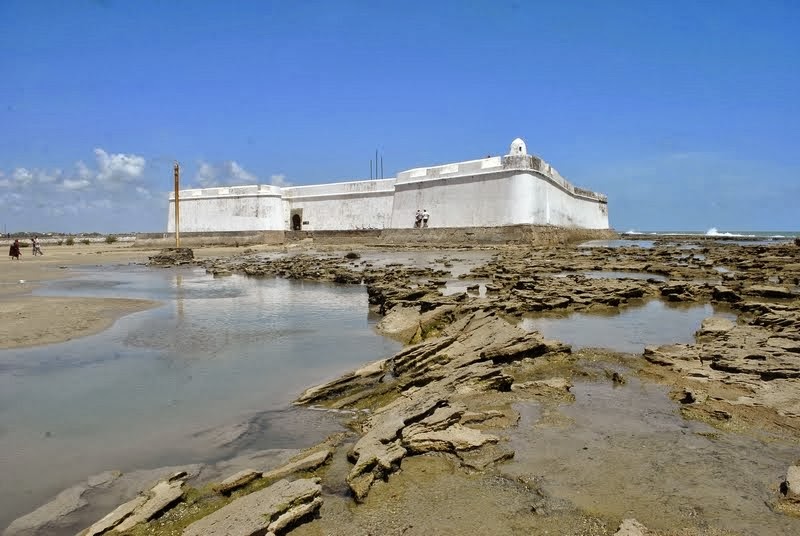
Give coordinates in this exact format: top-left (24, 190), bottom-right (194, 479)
top-left (577, 239), bottom-right (655, 249)
top-left (0, 266), bottom-right (400, 530)
top-left (550, 271), bottom-right (668, 281)
top-left (519, 300), bottom-right (736, 353)
top-left (503, 377), bottom-right (800, 535)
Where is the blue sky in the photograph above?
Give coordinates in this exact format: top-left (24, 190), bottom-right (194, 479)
top-left (1, 0), bottom-right (797, 233)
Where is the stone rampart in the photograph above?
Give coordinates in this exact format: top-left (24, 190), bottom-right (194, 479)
top-left (136, 226), bottom-right (616, 248)
top-left (135, 231), bottom-right (284, 247)
top-left (378, 225), bottom-right (615, 246)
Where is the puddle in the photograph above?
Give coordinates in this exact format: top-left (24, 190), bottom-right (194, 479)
top-left (0, 266), bottom-right (401, 530)
top-left (550, 271), bottom-right (667, 282)
top-left (578, 240), bottom-right (655, 249)
top-left (677, 253), bottom-right (706, 261)
top-left (441, 279), bottom-right (490, 297)
top-left (503, 377), bottom-right (799, 535)
top-left (519, 300), bottom-right (736, 353)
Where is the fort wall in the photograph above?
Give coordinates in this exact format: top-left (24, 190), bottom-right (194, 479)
top-left (165, 139), bottom-right (609, 234)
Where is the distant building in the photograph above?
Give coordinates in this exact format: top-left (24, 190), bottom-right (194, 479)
top-left (167, 138), bottom-right (609, 232)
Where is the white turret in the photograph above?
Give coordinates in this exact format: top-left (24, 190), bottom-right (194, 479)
top-left (509, 138), bottom-right (527, 156)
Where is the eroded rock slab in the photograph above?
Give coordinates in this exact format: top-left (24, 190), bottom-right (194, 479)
top-left (214, 469), bottom-right (261, 494)
top-left (182, 478), bottom-right (322, 536)
top-left (82, 495), bottom-right (147, 536)
top-left (113, 479), bottom-right (184, 532)
top-left (261, 448), bottom-right (333, 482)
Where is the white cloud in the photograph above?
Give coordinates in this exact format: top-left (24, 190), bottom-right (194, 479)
top-left (193, 160), bottom-right (259, 187)
top-left (94, 148), bottom-right (146, 186)
top-left (12, 168), bottom-right (34, 185)
top-left (0, 147), bottom-right (156, 232)
top-left (227, 161), bottom-right (257, 183)
top-left (76, 161), bottom-right (92, 180)
top-left (62, 178), bottom-right (91, 190)
top-left (195, 162), bottom-right (218, 187)
top-left (10, 167), bottom-right (63, 187)
top-left (270, 173), bottom-right (292, 187)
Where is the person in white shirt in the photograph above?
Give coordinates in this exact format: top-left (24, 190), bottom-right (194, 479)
top-left (422, 209), bottom-right (430, 228)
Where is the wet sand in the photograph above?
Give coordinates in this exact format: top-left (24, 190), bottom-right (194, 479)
top-left (0, 242), bottom-right (274, 349)
top-left (0, 243), bottom-right (159, 349)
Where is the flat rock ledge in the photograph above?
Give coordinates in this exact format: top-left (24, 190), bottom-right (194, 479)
top-left (80, 476), bottom-right (186, 535)
top-left (182, 478), bottom-right (322, 536)
top-left (644, 302), bottom-right (800, 417)
top-left (295, 310), bottom-right (571, 501)
top-left (261, 448), bottom-right (333, 482)
top-left (215, 448), bottom-right (333, 494)
top-left (214, 469), bottom-right (262, 495)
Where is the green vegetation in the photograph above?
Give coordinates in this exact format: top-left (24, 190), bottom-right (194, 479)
top-left (82, 239), bottom-right (91, 245)
top-left (65, 237), bottom-right (75, 246)
top-left (105, 235), bottom-right (118, 244)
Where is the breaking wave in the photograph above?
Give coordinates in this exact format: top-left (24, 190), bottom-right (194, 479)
top-left (705, 227), bottom-right (752, 238)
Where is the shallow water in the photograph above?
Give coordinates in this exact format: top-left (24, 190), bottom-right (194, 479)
top-left (519, 300), bottom-right (735, 353)
top-left (0, 266), bottom-right (400, 529)
top-left (577, 239), bottom-right (655, 249)
top-left (441, 279), bottom-right (490, 297)
top-left (550, 271), bottom-right (667, 281)
top-left (503, 377), bottom-right (800, 535)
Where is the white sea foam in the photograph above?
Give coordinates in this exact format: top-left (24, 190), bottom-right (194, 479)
top-left (705, 227), bottom-right (754, 238)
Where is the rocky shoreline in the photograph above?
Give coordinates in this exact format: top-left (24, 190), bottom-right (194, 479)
top-left (6, 238), bottom-right (800, 536)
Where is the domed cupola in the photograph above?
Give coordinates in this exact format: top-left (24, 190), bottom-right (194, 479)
top-left (509, 138), bottom-right (527, 156)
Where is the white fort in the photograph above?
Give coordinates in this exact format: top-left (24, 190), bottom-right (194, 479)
top-left (167, 138), bottom-right (609, 233)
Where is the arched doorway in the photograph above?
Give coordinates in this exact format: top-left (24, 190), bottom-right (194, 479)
top-left (291, 213), bottom-right (302, 231)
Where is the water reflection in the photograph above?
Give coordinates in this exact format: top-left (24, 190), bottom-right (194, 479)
top-left (0, 267), bottom-right (400, 530)
top-left (519, 300), bottom-right (736, 353)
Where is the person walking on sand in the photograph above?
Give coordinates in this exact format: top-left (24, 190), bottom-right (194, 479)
top-left (422, 209), bottom-right (430, 228)
top-left (31, 236), bottom-right (43, 256)
top-left (9, 239), bottom-right (21, 260)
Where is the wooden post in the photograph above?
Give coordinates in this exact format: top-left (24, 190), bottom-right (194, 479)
top-left (173, 161), bottom-right (180, 247)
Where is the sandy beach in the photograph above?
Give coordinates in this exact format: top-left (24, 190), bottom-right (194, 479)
top-left (0, 242), bottom-right (263, 350)
top-left (0, 243), bottom-right (163, 349)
